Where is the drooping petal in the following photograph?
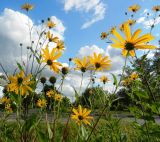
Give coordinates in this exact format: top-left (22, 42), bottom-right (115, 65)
top-left (129, 50), bottom-right (135, 57)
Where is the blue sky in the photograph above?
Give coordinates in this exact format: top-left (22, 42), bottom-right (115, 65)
top-left (0, 0), bottom-right (159, 63)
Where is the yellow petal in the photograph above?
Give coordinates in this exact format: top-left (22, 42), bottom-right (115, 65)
top-left (134, 34), bottom-right (154, 44)
top-left (131, 29), bottom-right (141, 41)
top-left (124, 23), bottom-right (131, 40)
top-left (112, 29), bottom-right (125, 42)
top-left (135, 45), bottom-right (156, 49)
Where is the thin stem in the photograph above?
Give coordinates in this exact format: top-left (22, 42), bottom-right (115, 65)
top-left (0, 62), bottom-right (9, 80)
top-left (79, 73), bottom-right (84, 95)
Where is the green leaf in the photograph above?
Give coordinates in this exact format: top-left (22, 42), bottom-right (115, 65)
top-left (47, 122), bottom-right (53, 139)
top-left (36, 56), bottom-right (41, 64)
top-left (111, 73), bottom-right (117, 87)
top-left (16, 62), bottom-right (24, 71)
top-left (37, 129), bottom-right (49, 142)
top-left (72, 86), bottom-right (79, 103)
top-left (135, 90), bottom-right (149, 99)
top-left (22, 113), bottom-right (37, 132)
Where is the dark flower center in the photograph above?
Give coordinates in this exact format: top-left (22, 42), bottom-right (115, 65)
top-left (49, 38), bottom-right (52, 42)
top-left (47, 59), bottom-right (52, 65)
top-left (18, 77), bottom-right (23, 84)
top-left (95, 63), bottom-right (101, 69)
top-left (103, 80), bottom-right (106, 84)
top-left (78, 115), bottom-right (83, 120)
top-left (125, 42), bottom-right (134, 51)
top-left (81, 67), bottom-right (86, 72)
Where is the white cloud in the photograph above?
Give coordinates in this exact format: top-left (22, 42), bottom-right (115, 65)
top-left (77, 44), bottom-right (104, 57)
top-left (0, 8), bottom-right (65, 73)
top-left (63, 0), bottom-right (106, 29)
top-left (137, 9), bottom-right (160, 29)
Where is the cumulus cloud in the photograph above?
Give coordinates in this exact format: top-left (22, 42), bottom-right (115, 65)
top-left (0, 8), bottom-right (65, 73)
top-left (63, 0), bottom-right (106, 29)
top-left (77, 44), bottom-right (104, 57)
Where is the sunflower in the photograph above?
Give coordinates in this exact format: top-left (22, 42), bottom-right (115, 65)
top-left (46, 90), bottom-right (55, 98)
top-left (122, 78), bottom-right (131, 86)
top-left (46, 31), bottom-right (59, 43)
top-left (89, 53), bottom-right (111, 71)
top-left (119, 23), bottom-right (125, 31)
top-left (130, 72), bottom-right (139, 80)
top-left (152, 5), bottom-right (160, 12)
top-left (127, 19), bottom-right (136, 26)
top-left (41, 45), bottom-right (62, 73)
top-left (0, 97), bottom-right (10, 104)
top-left (73, 57), bottom-right (91, 73)
top-left (55, 40), bottom-right (65, 52)
top-left (47, 21), bottom-right (56, 29)
top-left (110, 23), bottom-right (156, 57)
top-left (100, 76), bottom-right (109, 84)
top-left (109, 27), bottom-right (116, 34)
top-left (71, 105), bottom-right (93, 125)
top-left (37, 99), bottom-right (47, 108)
top-left (54, 94), bottom-right (63, 102)
top-left (7, 71), bottom-right (33, 95)
top-left (128, 4), bottom-right (141, 12)
top-left (21, 3), bottom-right (34, 11)
top-left (101, 32), bottom-right (108, 40)
top-left (5, 104), bottom-right (13, 113)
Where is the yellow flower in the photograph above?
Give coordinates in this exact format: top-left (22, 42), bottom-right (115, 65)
top-left (109, 27), bottom-right (116, 34)
top-left (47, 21), bottom-right (56, 29)
top-left (73, 57), bottom-right (91, 73)
top-left (0, 97), bottom-right (10, 104)
top-left (46, 31), bottom-right (59, 43)
top-left (71, 105), bottom-right (93, 125)
top-left (130, 72), bottom-right (139, 80)
top-left (101, 32), bottom-right (108, 40)
top-left (100, 76), bottom-right (109, 84)
top-left (54, 94), bottom-right (63, 102)
top-left (128, 4), bottom-right (141, 12)
top-left (55, 40), bottom-right (65, 52)
top-left (127, 19), bottom-right (136, 26)
top-left (21, 3), bottom-right (34, 11)
top-left (110, 23), bottom-right (156, 57)
top-left (7, 71), bottom-right (33, 95)
top-left (89, 53), bottom-right (111, 71)
top-left (41, 45), bottom-right (62, 73)
top-left (46, 90), bottom-right (55, 98)
top-left (119, 23), bottom-right (125, 31)
top-left (5, 104), bottom-right (13, 113)
top-left (152, 5), bottom-right (160, 12)
top-left (37, 99), bottom-right (47, 108)
top-left (122, 78), bottom-right (131, 86)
